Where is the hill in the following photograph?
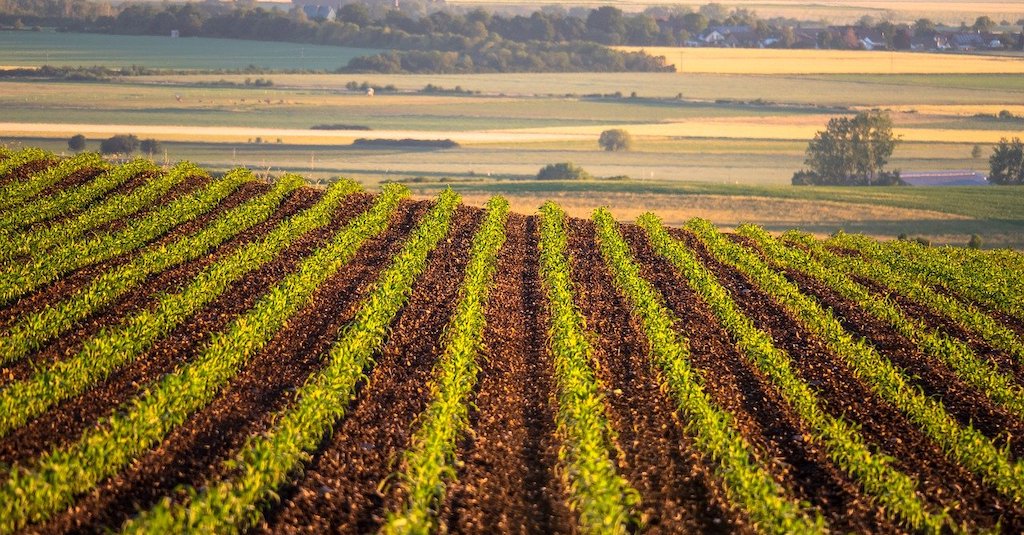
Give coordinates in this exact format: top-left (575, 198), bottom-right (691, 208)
top-left (1, 149), bottom-right (1024, 533)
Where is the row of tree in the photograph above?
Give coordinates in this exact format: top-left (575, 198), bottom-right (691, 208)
top-left (68, 134), bottom-right (161, 155)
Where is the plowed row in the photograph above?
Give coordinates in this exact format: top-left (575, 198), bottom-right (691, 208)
top-left (2, 152), bottom-right (1023, 534)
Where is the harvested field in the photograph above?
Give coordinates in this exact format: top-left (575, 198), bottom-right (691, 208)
top-left (2, 151), bottom-right (1024, 534)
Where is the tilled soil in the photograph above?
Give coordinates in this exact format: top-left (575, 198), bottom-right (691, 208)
top-left (852, 274), bottom-right (1024, 386)
top-left (0, 176), bottom-right (262, 334)
top-left (622, 225), bottom-right (892, 532)
top-left (0, 191), bottom-right (375, 467)
top-left (258, 206), bottom-right (481, 534)
top-left (438, 214), bottom-right (573, 535)
top-left (34, 167), bottom-right (105, 199)
top-left (32, 198), bottom-right (429, 535)
top-left (703, 230), bottom-right (1024, 530)
top-left (568, 221), bottom-right (748, 534)
top-left (0, 159), bottom-right (56, 187)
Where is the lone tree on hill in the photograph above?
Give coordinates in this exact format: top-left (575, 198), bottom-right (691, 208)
top-left (989, 137), bottom-right (1024, 184)
top-left (599, 128), bottom-right (633, 152)
top-left (100, 134), bottom-right (140, 155)
top-left (67, 134), bottom-right (86, 153)
top-left (792, 111), bottom-right (901, 186)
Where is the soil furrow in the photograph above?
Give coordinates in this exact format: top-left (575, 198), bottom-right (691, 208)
top-left (438, 214), bottom-right (573, 535)
top-left (852, 274), bottom-right (1024, 386)
top-left (33, 167), bottom-right (105, 200)
top-left (1, 187), bottom-right (324, 385)
top-left (0, 159), bottom-right (55, 188)
top-left (694, 230), bottom-right (1024, 530)
top-left (94, 172), bottom-right (211, 235)
top-left (568, 220), bottom-right (751, 534)
top-left (0, 180), bottom-right (266, 333)
top-left (258, 206), bottom-right (482, 534)
top-left (33, 198), bottom-right (429, 535)
top-left (0, 191), bottom-right (376, 467)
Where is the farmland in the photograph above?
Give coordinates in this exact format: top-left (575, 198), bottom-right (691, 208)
top-left (2, 150), bottom-right (1024, 533)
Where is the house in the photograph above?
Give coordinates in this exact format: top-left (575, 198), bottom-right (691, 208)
top-left (856, 29), bottom-right (886, 50)
top-left (302, 4), bottom-right (336, 21)
top-left (701, 25), bottom-right (759, 47)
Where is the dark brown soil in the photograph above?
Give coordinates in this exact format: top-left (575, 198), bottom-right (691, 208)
top-left (691, 229), bottom-right (1024, 530)
top-left (34, 167), bottom-right (105, 200)
top-left (851, 275), bottom-right (1024, 386)
top-left (0, 180), bottom-right (267, 335)
top-left (438, 214), bottom-right (574, 535)
top-left (33, 199), bottom-right (430, 535)
top-left (0, 159), bottom-right (55, 187)
top-left (0, 192), bottom-right (377, 467)
top-left (567, 220), bottom-right (751, 534)
top-left (258, 206), bottom-right (481, 534)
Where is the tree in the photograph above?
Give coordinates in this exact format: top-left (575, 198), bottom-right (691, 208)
top-left (100, 134), bottom-right (140, 155)
top-left (598, 129), bottom-right (633, 151)
top-left (140, 138), bottom-right (161, 155)
top-left (793, 111), bottom-right (901, 186)
top-left (973, 16), bottom-right (996, 32)
top-left (537, 162), bottom-right (590, 180)
top-left (67, 134), bottom-right (86, 152)
top-left (988, 137), bottom-right (1024, 184)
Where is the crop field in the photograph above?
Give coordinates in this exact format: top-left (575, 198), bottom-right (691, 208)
top-left (3, 149), bottom-right (1024, 533)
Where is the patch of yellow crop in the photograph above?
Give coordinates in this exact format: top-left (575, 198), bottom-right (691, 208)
top-left (617, 47), bottom-right (1024, 74)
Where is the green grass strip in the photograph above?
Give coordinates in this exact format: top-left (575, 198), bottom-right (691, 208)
top-left (0, 168), bottom-right (250, 306)
top-left (121, 189), bottom-right (460, 534)
top-left (0, 184), bottom-right (408, 534)
top-left (686, 219), bottom-right (1024, 505)
top-left (767, 230), bottom-right (1024, 420)
top-left (827, 232), bottom-right (1024, 347)
top-left (0, 178), bottom-right (358, 435)
top-left (0, 147), bottom-right (50, 184)
top-left (597, 210), bottom-right (825, 533)
top-left (0, 161), bottom-right (198, 262)
top-left (0, 173), bottom-right (302, 368)
top-left (633, 213), bottom-right (947, 532)
top-left (382, 196), bottom-right (509, 534)
top-left (0, 158), bottom-right (152, 233)
top-left (0, 152), bottom-right (107, 213)
top-left (536, 201), bottom-right (641, 535)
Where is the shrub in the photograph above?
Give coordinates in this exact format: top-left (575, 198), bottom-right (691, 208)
top-left (537, 162), bottom-right (591, 180)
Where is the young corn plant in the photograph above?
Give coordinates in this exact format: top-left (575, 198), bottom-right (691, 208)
top-left (0, 147), bottom-right (52, 190)
top-left (687, 219), bottom-right (1024, 505)
top-left (121, 189), bottom-right (462, 534)
top-left (759, 229), bottom-right (1024, 420)
top-left (633, 212), bottom-right (950, 533)
top-left (0, 161), bottom-right (197, 262)
top-left (0, 151), bottom-right (107, 213)
top-left (0, 158), bottom-right (152, 233)
top-left (383, 196), bottom-right (509, 534)
top-left (0, 184), bottom-right (410, 534)
top-left (0, 172), bottom-right (304, 367)
top-left (0, 167), bottom-right (251, 306)
top-left (595, 210), bottom-right (827, 534)
top-left (0, 179), bottom-right (364, 437)
top-left (536, 201), bottom-right (642, 535)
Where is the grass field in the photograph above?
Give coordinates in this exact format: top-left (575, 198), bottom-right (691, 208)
top-left (617, 47), bottom-right (1024, 75)
top-left (0, 29), bottom-right (376, 70)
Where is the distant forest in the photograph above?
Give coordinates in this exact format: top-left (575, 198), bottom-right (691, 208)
top-left (1, 0), bottom-right (1022, 73)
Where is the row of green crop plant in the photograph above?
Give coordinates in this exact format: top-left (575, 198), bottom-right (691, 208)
top-left (0, 161), bottom-right (200, 263)
top-left (536, 202), bottom-right (642, 534)
top-left (0, 172), bottom-right (301, 368)
top-left (121, 189), bottom-right (463, 534)
top-left (594, 210), bottom-right (828, 534)
top-left (769, 231), bottom-right (1024, 419)
top-left (382, 196), bottom-right (509, 534)
top-left (0, 158), bottom-right (153, 234)
top-left (827, 232), bottom-right (1024, 330)
top-left (0, 151), bottom-right (107, 214)
top-left (0, 179), bottom-right (362, 438)
top-left (0, 167), bottom-right (249, 306)
top-left (628, 213), bottom-right (951, 532)
top-left (0, 184), bottom-right (410, 534)
top-left (0, 148), bottom-right (52, 189)
top-left (691, 221), bottom-right (1024, 506)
